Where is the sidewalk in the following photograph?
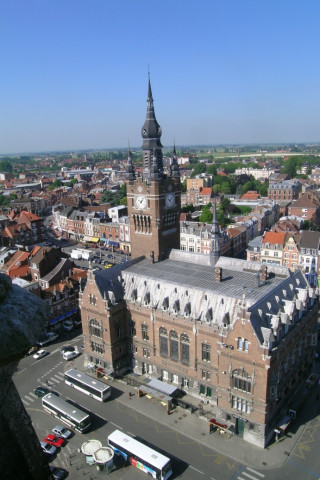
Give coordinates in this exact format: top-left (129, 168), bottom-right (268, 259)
top-left (73, 356), bottom-right (320, 470)
top-left (112, 375), bottom-right (320, 471)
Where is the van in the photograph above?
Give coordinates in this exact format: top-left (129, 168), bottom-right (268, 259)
top-left (63, 349), bottom-right (79, 361)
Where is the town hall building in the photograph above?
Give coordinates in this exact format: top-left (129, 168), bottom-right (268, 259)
top-left (80, 79), bottom-right (318, 448)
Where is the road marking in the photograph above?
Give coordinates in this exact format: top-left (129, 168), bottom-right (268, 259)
top-left (49, 377), bottom-right (59, 382)
top-left (110, 422), bottom-right (123, 430)
top-left (189, 465), bottom-right (204, 474)
top-left (17, 368), bottom-right (27, 375)
top-left (25, 395), bottom-right (34, 402)
top-left (247, 467), bottom-right (264, 477)
top-left (22, 398), bottom-right (30, 406)
top-left (53, 374), bottom-right (64, 381)
top-left (29, 392), bottom-right (37, 399)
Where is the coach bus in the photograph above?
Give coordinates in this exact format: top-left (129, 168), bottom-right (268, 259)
top-left (64, 369), bottom-right (111, 402)
top-left (108, 429), bottom-right (172, 480)
top-left (42, 393), bottom-right (91, 433)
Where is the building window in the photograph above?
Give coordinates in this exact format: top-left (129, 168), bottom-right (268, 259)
top-left (159, 327), bottom-right (168, 357)
top-left (131, 321), bottom-right (136, 336)
top-left (141, 324), bottom-right (149, 341)
top-left (232, 369), bottom-right (252, 393)
top-left (143, 348), bottom-right (150, 358)
top-left (170, 330), bottom-right (179, 361)
top-left (89, 294), bottom-right (97, 305)
top-left (244, 339), bottom-right (249, 351)
top-left (89, 318), bottom-right (102, 337)
top-left (163, 370), bottom-right (169, 380)
top-left (202, 370), bottom-right (211, 381)
top-left (91, 341), bottom-right (104, 355)
top-left (237, 338), bottom-right (243, 350)
top-left (172, 374), bottom-right (179, 384)
top-left (181, 333), bottom-right (190, 365)
top-left (200, 384), bottom-right (205, 395)
top-left (232, 396), bottom-right (251, 413)
top-left (115, 320), bottom-right (121, 339)
top-left (202, 343), bottom-right (210, 362)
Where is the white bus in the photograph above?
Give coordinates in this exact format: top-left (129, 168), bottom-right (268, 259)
top-left (42, 393), bottom-right (91, 433)
top-left (108, 430), bottom-right (172, 480)
top-left (64, 369), bottom-right (111, 402)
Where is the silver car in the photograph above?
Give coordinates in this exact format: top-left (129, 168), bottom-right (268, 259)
top-left (52, 425), bottom-right (72, 439)
top-left (40, 441), bottom-right (56, 455)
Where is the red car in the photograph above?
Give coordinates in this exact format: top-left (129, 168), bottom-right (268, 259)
top-left (43, 434), bottom-right (64, 448)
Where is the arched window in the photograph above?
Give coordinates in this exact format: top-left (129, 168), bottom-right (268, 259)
top-left (232, 369), bottom-right (252, 393)
top-left (89, 318), bottom-right (102, 338)
top-left (170, 330), bottom-right (178, 361)
top-left (159, 327), bottom-right (168, 357)
top-left (181, 333), bottom-right (190, 365)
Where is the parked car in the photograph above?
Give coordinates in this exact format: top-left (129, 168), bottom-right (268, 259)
top-left (49, 466), bottom-right (68, 480)
top-left (62, 320), bottom-right (73, 331)
top-left (52, 425), bottom-right (72, 439)
top-left (63, 349), bottom-right (79, 361)
top-left (33, 349), bottom-right (48, 360)
top-left (43, 434), bottom-right (64, 448)
top-left (107, 254), bottom-right (113, 258)
top-left (34, 386), bottom-right (49, 398)
top-left (36, 332), bottom-right (59, 347)
top-left (40, 441), bottom-right (56, 455)
top-left (60, 345), bottom-right (76, 354)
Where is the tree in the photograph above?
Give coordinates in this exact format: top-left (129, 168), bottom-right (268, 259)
top-left (199, 206), bottom-right (213, 223)
top-left (181, 204), bottom-right (195, 213)
top-left (190, 162), bottom-right (206, 178)
top-left (47, 180), bottom-right (63, 191)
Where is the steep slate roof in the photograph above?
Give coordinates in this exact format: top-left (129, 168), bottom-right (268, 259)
top-left (119, 250), bottom-right (311, 347)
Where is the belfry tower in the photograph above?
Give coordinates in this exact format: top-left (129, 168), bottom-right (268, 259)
top-left (126, 78), bottom-right (181, 261)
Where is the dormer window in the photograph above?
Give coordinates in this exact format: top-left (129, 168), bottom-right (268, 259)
top-left (162, 297), bottom-right (169, 310)
top-left (173, 299), bottom-right (180, 313)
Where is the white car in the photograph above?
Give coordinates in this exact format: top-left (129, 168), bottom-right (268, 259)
top-left (63, 349), bottom-right (79, 361)
top-left (33, 349), bottom-right (48, 360)
top-left (40, 441), bottom-right (56, 455)
top-left (52, 425), bottom-right (72, 439)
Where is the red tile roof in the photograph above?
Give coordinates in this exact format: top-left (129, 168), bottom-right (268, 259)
top-left (263, 231), bottom-right (287, 245)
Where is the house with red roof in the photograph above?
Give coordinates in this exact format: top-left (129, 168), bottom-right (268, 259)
top-left (260, 231), bottom-right (287, 266)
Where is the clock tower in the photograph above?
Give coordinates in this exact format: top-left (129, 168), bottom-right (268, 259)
top-left (127, 78), bottom-right (181, 261)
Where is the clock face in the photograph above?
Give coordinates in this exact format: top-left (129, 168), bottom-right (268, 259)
top-left (165, 193), bottom-right (175, 208)
top-left (135, 195), bottom-right (147, 209)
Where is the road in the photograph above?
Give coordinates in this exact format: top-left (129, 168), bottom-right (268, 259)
top-left (13, 335), bottom-right (320, 480)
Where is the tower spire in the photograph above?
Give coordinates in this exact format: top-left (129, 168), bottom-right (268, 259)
top-left (141, 76), bottom-right (163, 180)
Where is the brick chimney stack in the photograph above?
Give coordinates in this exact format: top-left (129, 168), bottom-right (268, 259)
top-left (215, 266), bottom-right (222, 282)
top-left (261, 265), bottom-right (268, 282)
top-left (150, 251), bottom-right (154, 264)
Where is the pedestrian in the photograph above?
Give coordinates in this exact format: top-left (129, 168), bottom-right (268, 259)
top-left (45, 379), bottom-right (49, 387)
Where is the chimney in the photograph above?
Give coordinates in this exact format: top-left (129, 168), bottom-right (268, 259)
top-left (261, 265), bottom-right (268, 282)
top-left (215, 266), bottom-right (222, 282)
top-left (150, 251), bottom-right (154, 264)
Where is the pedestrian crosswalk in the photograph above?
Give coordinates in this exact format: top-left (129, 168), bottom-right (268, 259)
top-left (21, 371), bottom-right (65, 406)
top-left (237, 466), bottom-right (265, 480)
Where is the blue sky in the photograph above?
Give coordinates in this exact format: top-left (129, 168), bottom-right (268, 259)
top-left (1, 0), bottom-right (320, 154)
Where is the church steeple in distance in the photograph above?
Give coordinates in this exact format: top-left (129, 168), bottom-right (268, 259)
top-left (126, 143), bottom-right (135, 180)
top-left (141, 77), bottom-right (164, 180)
top-left (210, 201), bottom-right (221, 265)
top-left (169, 142), bottom-right (180, 178)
